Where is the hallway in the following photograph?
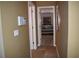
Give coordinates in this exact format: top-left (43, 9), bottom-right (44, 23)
top-left (32, 46), bottom-right (57, 58)
top-left (41, 35), bottom-right (53, 47)
top-left (29, 1), bottom-right (69, 58)
top-left (32, 35), bottom-right (57, 58)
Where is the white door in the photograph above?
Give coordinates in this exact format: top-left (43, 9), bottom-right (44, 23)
top-left (32, 5), bottom-right (37, 49)
top-left (28, 1), bottom-right (37, 50)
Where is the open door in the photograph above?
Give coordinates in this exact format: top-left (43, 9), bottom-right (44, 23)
top-left (28, 1), bottom-right (37, 50)
top-left (32, 4), bottom-right (37, 49)
top-left (28, 1), bottom-right (37, 57)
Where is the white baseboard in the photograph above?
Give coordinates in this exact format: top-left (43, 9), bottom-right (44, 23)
top-left (38, 43), bottom-right (40, 47)
top-left (56, 46), bottom-right (60, 58)
top-left (53, 43), bottom-right (56, 47)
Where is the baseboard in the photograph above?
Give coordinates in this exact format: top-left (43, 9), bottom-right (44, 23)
top-left (30, 49), bottom-right (32, 58)
top-left (56, 46), bottom-right (60, 58)
top-left (53, 43), bottom-right (56, 47)
top-left (38, 43), bottom-right (40, 47)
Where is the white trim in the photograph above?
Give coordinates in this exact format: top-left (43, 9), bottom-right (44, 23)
top-left (38, 6), bottom-right (55, 9)
top-left (28, 1), bottom-right (32, 57)
top-left (37, 6), bottom-right (56, 47)
top-left (28, 1), bottom-right (37, 57)
top-left (53, 6), bottom-right (56, 47)
top-left (56, 46), bottom-right (60, 57)
top-left (32, 5), bottom-right (37, 49)
top-left (0, 8), bottom-right (5, 58)
top-left (37, 7), bottom-right (41, 46)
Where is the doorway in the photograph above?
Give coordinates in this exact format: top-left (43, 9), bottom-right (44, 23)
top-left (28, 1), bottom-right (57, 57)
top-left (37, 6), bottom-right (56, 47)
top-left (40, 13), bottom-right (53, 47)
top-left (28, 1), bottom-right (37, 57)
top-left (32, 6), bottom-right (57, 58)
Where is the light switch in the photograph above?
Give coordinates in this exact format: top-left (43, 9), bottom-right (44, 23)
top-left (18, 16), bottom-right (26, 26)
top-left (13, 29), bottom-right (19, 37)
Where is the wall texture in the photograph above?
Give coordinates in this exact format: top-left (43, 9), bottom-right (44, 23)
top-left (68, 1), bottom-right (79, 57)
top-left (0, 2), bottom-right (30, 57)
top-left (56, 1), bottom-right (68, 57)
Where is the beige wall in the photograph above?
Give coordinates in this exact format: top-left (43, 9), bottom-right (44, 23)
top-left (36, 1), bottom-right (56, 6)
top-left (0, 2), bottom-right (30, 57)
top-left (68, 1), bottom-right (79, 57)
top-left (56, 1), bottom-right (68, 57)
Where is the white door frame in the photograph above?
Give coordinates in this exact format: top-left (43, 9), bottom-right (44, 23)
top-left (28, 1), bottom-right (37, 57)
top-left (32, 6), bottom-right (37, 50)
top-left (37, 6), bottom-right (56, 47)
top-left (37, 7), bottom-right (41, 46)
top-left (0, 8), bottom-right (5, 57)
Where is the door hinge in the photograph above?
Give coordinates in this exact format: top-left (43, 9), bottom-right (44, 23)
top-left (33, 42), bottom-right (34, 44)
